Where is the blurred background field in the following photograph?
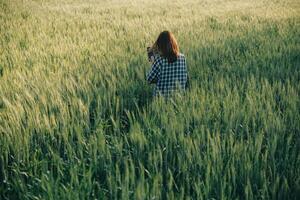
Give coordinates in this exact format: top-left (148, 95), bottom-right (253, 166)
top-left (0, 0), bottom-right (299, 199)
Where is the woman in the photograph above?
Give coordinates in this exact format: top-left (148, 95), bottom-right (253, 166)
top-left (146, 31), bottom-right (188, 97)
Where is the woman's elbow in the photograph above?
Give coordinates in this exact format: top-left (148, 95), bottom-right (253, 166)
top-left (147, 77), bottom-right (157, 84)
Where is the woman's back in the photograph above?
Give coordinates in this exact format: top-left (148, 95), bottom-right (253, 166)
top-left (147, 53), bottom-right (188, 97)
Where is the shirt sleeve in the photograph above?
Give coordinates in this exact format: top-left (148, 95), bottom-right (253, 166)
top-left (184, 56), bottom-right (189, 89)
top-left (146, 58), bottom-right (161, 84)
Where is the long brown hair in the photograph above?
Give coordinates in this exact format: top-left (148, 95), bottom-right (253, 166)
top-left (154, 31), bottom-right (179, 63)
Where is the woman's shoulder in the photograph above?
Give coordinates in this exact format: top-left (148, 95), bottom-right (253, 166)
top-left (178, 53), bottom-right (186, 61)
top-left (178, 53), bottom-right (185, 58)
top-left (154, 54), bottom-right (165, 63)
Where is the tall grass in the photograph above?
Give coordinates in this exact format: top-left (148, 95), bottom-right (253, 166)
top-left (0, 0), bottom-right (299, 199)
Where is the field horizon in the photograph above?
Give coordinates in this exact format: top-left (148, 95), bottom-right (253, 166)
top-left (0, 0), bottom-right (299, 199)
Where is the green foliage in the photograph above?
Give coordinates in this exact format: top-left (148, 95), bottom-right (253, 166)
top-left (0, 0), bottom-right (299, 199)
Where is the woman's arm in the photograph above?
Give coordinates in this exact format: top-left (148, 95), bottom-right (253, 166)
top-left (146, 58), bottom-right (161, 84)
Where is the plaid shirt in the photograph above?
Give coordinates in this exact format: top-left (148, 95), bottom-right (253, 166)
top-left (146, 53), bottom-right (188, 97)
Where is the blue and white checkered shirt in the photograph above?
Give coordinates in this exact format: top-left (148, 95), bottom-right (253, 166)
top-left (146, 53), bottom-right (188, 97)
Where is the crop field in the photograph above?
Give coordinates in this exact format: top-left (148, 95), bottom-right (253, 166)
top-left (0, 0), bottom-right (299, 199)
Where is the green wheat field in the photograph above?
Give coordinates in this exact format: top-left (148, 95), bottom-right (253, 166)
top-left (0, 0), bottom-right (299, 199)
